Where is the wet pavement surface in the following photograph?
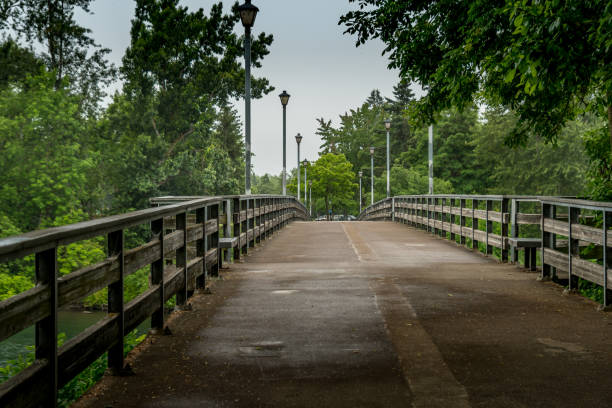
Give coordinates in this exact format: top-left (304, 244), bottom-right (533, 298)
top-left (75, 221), bottom-right (612, 407)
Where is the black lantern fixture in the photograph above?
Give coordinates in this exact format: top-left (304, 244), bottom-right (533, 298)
top-left (279, 90), bottom-right (290, 106)
top-left (238, 0), bottom-right (259, 28)
top-left (295, 133), bottom-right (303, 145)
top-left (384, 118), bottom-right (391, 130)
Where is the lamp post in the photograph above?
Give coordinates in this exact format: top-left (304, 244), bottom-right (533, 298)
top-left (295, 133), bottom-right (302, 201)
top-left (358, 170), bottom-right (363, 213)
top-left (369, 146), bottom-right (375, 206)
top-left (303, 159), bottom-right (308, 205)
top-left (308, 180), bottom-right (312, 217)
top-left (428, 124), bottom-right (434, 194)
top-left (238, 0), bottom-right (259, 195)
top-left (279, 90), bottom-right (290, 195)
top-left (384, 119), bottom-right (391, 198)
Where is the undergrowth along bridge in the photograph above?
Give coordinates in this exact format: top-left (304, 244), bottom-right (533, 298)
top-left (0, 193), bottom-right (611, 407)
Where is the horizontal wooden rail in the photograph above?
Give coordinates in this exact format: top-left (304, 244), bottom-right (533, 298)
top-left (0, 195), bottom-right (308, 408)
top-left (541, 198), bottom-right (612, 308)
top-left (359, 194), bottom-right (612, 310)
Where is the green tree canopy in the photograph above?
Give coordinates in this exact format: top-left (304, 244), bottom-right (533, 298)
top-left (309, 154), bottom-right (358, 217)
top-left (1, 0), bottom-right (116, 113)
top-left (340, 0), bottom-right (611, 150)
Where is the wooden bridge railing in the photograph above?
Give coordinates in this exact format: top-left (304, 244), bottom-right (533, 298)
top-left (0, 195), bottom-right (307, 408)
top-left (359, 195), bottom-right (611, 309)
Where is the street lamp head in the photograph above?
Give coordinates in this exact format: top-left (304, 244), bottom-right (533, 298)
top-left (309, 180), bottom-right (312, 186)
top-left (295, 133), bottom-right (303, 144)
top-left (369, 146), bottom-right (375, 155)
top-left (384, 118), bottom-right (391, 130)
top-left (358, 171), bottom-right (363, 177)
top-left (303, 159), bottom-right (308, 166)
top-left (237, 0), bottom-right (259, 28)
top-left (279, 90), bottom-right (290, 106)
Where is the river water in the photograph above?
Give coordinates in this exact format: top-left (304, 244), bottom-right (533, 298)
top-left (0, 311), bottom-right (149, 366)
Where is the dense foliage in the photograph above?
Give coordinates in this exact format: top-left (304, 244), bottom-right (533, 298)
top-left (340, 0), bottom-right (611, 150)
top-left (0, 1), bottom-right (271, 304)
top-left (315, 83), bottom-right (593, 213)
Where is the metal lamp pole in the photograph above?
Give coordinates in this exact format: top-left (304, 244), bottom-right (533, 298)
top-left (279, 90), bottom-right (290, 195)
top-left (369, 146), bottom-right (375, 206)
top-left (238, 0), bottom-right (259, 195)
top-left (358, 170), bottom-right (363, 213)
top-left (295, 133), bottom-right (302, 201)
top-left (385, 119), bottom-right (391, 198)
top-left (428, 124), bottom-right (434, 194)
top-left (309, 180), bottom-right (312, 217)
top-left (303, 159), bottom-right (308, 205)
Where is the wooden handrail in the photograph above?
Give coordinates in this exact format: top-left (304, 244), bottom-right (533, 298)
top-left (359, 194), bottom-right (611, 310)
top-left (0, 195), bottom-right (308, 408)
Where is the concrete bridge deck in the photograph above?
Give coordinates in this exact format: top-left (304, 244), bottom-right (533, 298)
top-left (76, 221), bottom-right (612, 408)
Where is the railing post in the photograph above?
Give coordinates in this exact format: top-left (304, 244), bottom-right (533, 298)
top-left (175, 212), bottom-right (188, 308)
top-left (233, 198), bottom-right (241, 261)
top-left (210, 203), bottom-right (220, 277)
top-left (472, 199), bottom-right (479, 252)
top-left (510, 199), bottom-right (519, 263)
top-left (151, 218), bottom-right (165, 332)
top-left (35, 247), bottom-right (58, 406)
top-left (107, 229), bottom-right (126, 374)
top-left (392, 197), bottom-right (395, 222)
top-left (486, 200), bottom-right (492, 256)
top-left (450, 198), bottom-right (455, 242)
top-left (427, 197), bottom-right (431, 232)
top-left (223, 199), bottom-right (232, 264)
top-left (241, 198), bottom-right (248, 256)
top-left (255, 198), bottom-right (261, 244)
top-left (440, 198), bottom-right (444, 237)
top-left (501, 198), bottom-right (509, 262)
top-left (460, 198), bottom-right (466, 246)
top-left (603, 210), bottom-right (611, 308)
top-left (541, 203), bottom-right (554, 280)
top-left (568, 206), bottom-right (580, 291)
top-left (196, 207), bottom-right (206, 288)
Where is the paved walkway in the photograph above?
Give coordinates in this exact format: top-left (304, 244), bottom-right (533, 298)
top-left (76, 222), bottom-right (612, 407)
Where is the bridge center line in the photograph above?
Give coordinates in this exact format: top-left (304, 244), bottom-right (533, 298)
top-left (341, 222), bottom-right (376, 262)
top-left (343, 222), bottom-right (471, 408)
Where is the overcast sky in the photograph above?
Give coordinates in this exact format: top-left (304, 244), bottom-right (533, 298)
top-left (78, 0), bottom-right (413, 175)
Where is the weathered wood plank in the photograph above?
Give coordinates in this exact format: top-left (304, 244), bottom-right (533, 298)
top-left (57, 314), bottom-right (119, 387)
top-left (0, 285), bottom-right (50, 343)
top-left (58, 256), bottom-right (120, 308)
top-left (124, 285), bottom-right (161, 335)
top-left (543, 218), bottom-right (568, 236)
top-left (164, 230), bottom-right (184, 254)
top-left (0, 360), bottom-right (49, 408)
top-left (544, 219), bottom-right (612, 247)
top-left (186, 257), bottom-right (204, 291)
top-left (205, 248), bottom-right (218, 267)
top-left (0, 197), bottom-right (220, 263)
top-left (205, 219), bottom-right (218, 236)
top-left (516, 213), bottom-right (541, 225)
top-left (543, 248), bottom-right (612, 286)
top-left (163, 266), bottom-right (184, 302)
top-left (125, 240), bottom-right (161, 276)
top-left (186, 224), bottom-right (203, 243)
top-left (572, 223), bottom-right (609, 246)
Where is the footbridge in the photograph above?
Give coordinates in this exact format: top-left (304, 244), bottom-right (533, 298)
top-left (1, 194), bottom-right (611, 407)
